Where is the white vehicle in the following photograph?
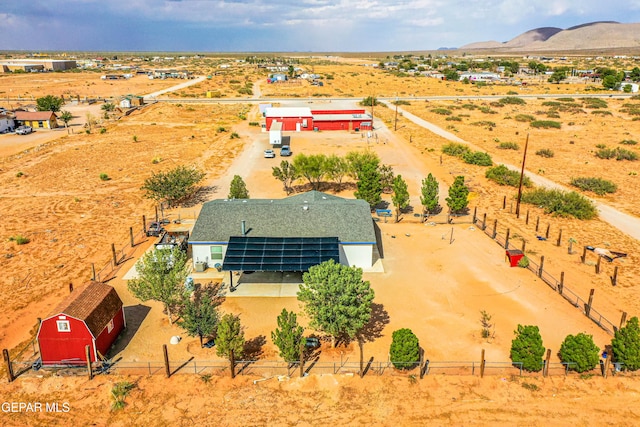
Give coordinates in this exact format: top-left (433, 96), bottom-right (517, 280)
top-left (15, 126), bottom-right (33, 135)
top-left (264, 149), bottom-right (276, 158)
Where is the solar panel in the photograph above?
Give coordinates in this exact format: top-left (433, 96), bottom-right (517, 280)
top-left (222, 236), bottom-right (340, 272)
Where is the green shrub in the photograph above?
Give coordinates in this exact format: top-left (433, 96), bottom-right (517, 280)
top-left (517, 256), bottom-right (529, 268)
top-left (485, 164), bottom-right (532, 187)
top-left (546, 111), bottom-right (561, 118)
top-left (248, 122), bottom-right (260, 126)
top-left (559, 333), bottom-right (600, 373)
top-left (431, 108), bottom-right (452, 115)
top-left (595, 143), bottom-right (606, 149)
top-left (100, 127), bottom-right (107, 134)
top-left (514, 114), bottom-right (536, 122)
top-left (582, 98), bottom-right (608, 109)
top-left (99, 173), bottom-right (110, 181)
top-left (500, 96), bottom-right (526, 105)
top-left (479, 106), bottom-right (497, 114)
top-left (612, 317), bottom-right (640, 371)
top-left (217, 126), bottom-right (227, 133)
top-left (461, 103), bottom-right (477, 110)
top-left (542, 101), bottom-right (561, 107)
top-left (591, 110), bottom-right (613, 116)
top-left (442, 142), bottom-right (471, 157)
top-left (471, 121), bottom-right (496, 128)
top-left (531, 120), bottom-right (561, 129)
top-left (463, 151), bottom-right (492, 166)
top-left (621, 139), bottom-right (638, 145)
top-left (596, 147), bottom-right (638, 161)
top-left (16, 171), bottom-right (24, 178)
top-left (570, 177), bottom-right (617, 195)
top-left (445, 116), bottom-right (462, 121)
top-left (535, 148), bottom-right (554, 158)
top-left (510, 325), bottom-right (545, 372)
top-left (230, 132), bottom-right (240, 139)
top-left (393, 100), bottom-right (411, 105)
top-left (389, 328), bottom-right (420, 370)
top-left (520, 188), bottom-right (597, 220)
top-left (498, 142), bottom-right (519, 150)
top-left (9, 235), bottom-right (30, 245)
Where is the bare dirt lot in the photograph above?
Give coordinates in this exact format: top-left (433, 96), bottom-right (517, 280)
top-left (1, 66), bottom-right (640, 425)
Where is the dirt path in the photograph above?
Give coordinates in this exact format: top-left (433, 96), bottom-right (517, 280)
top-left (143, 76), bottom-right (206, 100)
top-left (390, 102), bottom-right (640, 242)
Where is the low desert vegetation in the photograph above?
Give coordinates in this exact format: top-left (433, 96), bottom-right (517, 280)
top-left (559, 333), bottom-right (600, 373)
top-left (570, 177), bottom-right (617, 195)
top-left (431, 108), bottom-right (452, 115)
top-left (9, 235), bottom-right (30, 245)
top-left (389, 328), bottom-right (420, 370)
top-left (612, 316), bottom-right (640, 371)
top-left (462, 151), bottom-right (493, 166)
top-left (520, 188), bottom-right (597, 220)
top-left (99, 173), bottom-right (110, 181)
top-left (530, 120), bottom-right (562, 129)
top-left (595, 147), bottom-right (638, 161)
top-left (442, 142), bottom-right (471, 157)
top-left (535, 148), bottom-right (554, 159)
top-left (497, 141), bottom-right (519, 150)
top-left (620, 139), bottom-right (638, 145)
top-left (499, 96), bottom-right (526, 105)
top-left (514, 114), bottom-right (536, 122)
top-left (485, 165), bottom-right (532, 188)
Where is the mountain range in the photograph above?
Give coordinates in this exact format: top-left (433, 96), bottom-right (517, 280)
top-left (459, 22), bottom-right (640, 52)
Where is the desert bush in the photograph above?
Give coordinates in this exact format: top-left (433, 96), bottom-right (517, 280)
top-left (100, 127), bottom-right (107, 134)
top-left (248, 122), bottom-right (260, 126)
top-left (99, 173), bottom-right (110, 181)
top-left (479, 106), bottom-right (497, 114)
top-left (520, 188), bottom-right (597, 219)
top-left (217, 126), bottom-right (227, 133)
top-left (463, 151), bottom-right (493, 166)
top-left (393, 99), bottom-right (411, 105)
top-left (16, 171), bottom-right (24, 178)
top-left (620, 139), bottom-right (638, 145)
top-left (517, 256), bottom-right (529, 268)
top-left (498, 142), bottom-right (519, 150)
top-left (546, 111), bottom-right (561, 118)
top-left (596, 147), bottom-right (638, 161)
top-left (431, 108), bottom-right (452, 115)
top-left (461, 103), bottom-right (477, 110)
top-left (530, 120), bottom-right (561, 129)
top-left (111, 381), bottom-right (135, 411)
top-left (559, 333), bottom-right (600, 373)
top-left (485, 164), bottom-right (532, 187)
top-left (542, 101), bottom-right (561, 107)
top-left (582, 98), bottom-right (608, 109)
top-left (570, 177), bottom-right (617, 195)
top-left (535, 148), bottom-right (554, 158)
top-left (471, 121), bottom-right (496, 128)
top-left (442, 142), bottom-right (471, 157)
top-left (445, 116), bottom-right (462, 121)
top-left (389, 328), bottom-right (420, 370)
top-left (510, 325), bottom-right (545, 372)
top-left (230, 132), bottom-right (240, 139)
top-left (500, 96), bottom-right (526, 105)
top-left (591, 110), bottom-right (613, 116)
top-left (9, 235), bottom-right (30, 245)
top-left (514, 114), bottom-right (535, 122)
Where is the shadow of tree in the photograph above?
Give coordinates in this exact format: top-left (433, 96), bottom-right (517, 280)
top-left (182, 185), bottom-right (219, 207)
top-left (358, 303), bottom-right (390, 343)
top-left (243, 335), bottom-right (266, 361)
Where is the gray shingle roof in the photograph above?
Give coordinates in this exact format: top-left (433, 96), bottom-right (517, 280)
top-left (189, 191), bottom-right (376, 243)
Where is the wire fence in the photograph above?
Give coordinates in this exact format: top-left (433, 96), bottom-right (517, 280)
top-left (472, 210), bottom-right (619, 336)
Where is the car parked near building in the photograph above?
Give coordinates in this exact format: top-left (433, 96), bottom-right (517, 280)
top-left (280, 146), bottom-right (292, 156)
top-left (16, 126), bottom-right (33, 135)
top-left (264, 149), bottom-right (276, 158)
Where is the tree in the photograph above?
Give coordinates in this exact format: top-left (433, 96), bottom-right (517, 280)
top-left (612, 316), bottom-right (640, 371)
top-left (480, 310), bottom-right (493, 339)
top-left (443, 68), bottom-right (460, 82)
top-left (379, 164), bottom-right (395, 194)
top-left (101, 102), bottom-right (115, 112)
top-left (389, 328), bottom-right (420, 370)
top-left (446, 175), bottom-right (469, 214)
top-left (271, 309), bottom-right (305, 363)
top-left (298, 259), bottom-right (375, 348)
top-left (85, 112), bottom-right (96, 133)
top-left (354, 161), bottom-right (382, 209)
top-left (602, 75), bottom-right (619, 90)
top-left (141, 165), bottom-right (206, 207)
top-left (391, 175), bottom-right (410, 222)
top-left (36, 95), bottom-right (64, 112)
top-left (510, 324), bottom-right (545, 372)
top-left (272, 160), bottom-right (299, 194)
top-left (559, 333), bottom-right (600, 373)
top-left (293, 153), bottom-right (326, 190)
top-left (346, 150), bottom-right (379, 180)
top-left (216, 313), bottom-right (245, 360)
top-left (58, 111), bottom-right (73, 130)
top-left (360, 96), bottom-right (379, 107)
top-left (128, 248), bottom-right (189, 325)
top-left (288, 65), bottom-right (295, 78)
top-left (630, 67), bottom-right (640, 81)
top-left (178, 288), bottom-right (220, 348)
top-left (324, 154), bottom-right (349, 190)
top-left (228, 175), bottom-right (249, 199)
top-left (420, 173), bottom-right (439, 217)
top-left (547, 70), bottom-right (567, 84)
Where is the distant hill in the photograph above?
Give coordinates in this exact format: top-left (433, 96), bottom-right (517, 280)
top-left (459, 21), bottom-right (640, 52)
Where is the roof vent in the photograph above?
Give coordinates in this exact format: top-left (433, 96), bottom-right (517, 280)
top-left (303, 205), bottom-right (309, 211)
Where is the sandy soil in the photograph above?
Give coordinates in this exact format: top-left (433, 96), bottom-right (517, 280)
top-left (1, 65), bottom-right (640, 425)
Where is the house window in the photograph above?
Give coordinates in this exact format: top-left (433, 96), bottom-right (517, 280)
top-left (38, 121), bottom-right (44, 128)
top-left (211, 246), bottom-right (223, 261)
top-left (57, 320), bottom-right (71, 332)
top-left (107, 319), bottom-right (114, 333)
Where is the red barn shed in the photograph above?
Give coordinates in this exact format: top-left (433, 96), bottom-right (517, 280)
top-left (265, 107), bottom-right (313, 131)
top-left (311, 109), bottom-right (372, 131)
top-left (37, 281), bottom-right (125, 365)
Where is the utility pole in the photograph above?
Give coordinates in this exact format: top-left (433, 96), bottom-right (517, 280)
top-left (370, 93), bottom-right (374, 131)
top-left (394, 95), bottom-right (398, 131)
top-left (515, 133), bottom-right (529, 219)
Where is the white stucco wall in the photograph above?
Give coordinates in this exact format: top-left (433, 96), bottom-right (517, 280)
top-left (339, 244), bottom-right (373, 270)
top-left (191, 243), bottom-right (227, 269)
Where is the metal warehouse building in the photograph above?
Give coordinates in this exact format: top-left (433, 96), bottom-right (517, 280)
top-left (265, 107), bottom-right (373, 132)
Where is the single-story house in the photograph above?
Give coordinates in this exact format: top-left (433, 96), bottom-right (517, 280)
top-left (37, 281), bottom-right (125, 365)
top-left (14, 111), bottom-right (58, 129)
top-left (0, 113), bottom-right (15, 133)
top-left (119, 95), bottom-right (144, 108)
top-left (189, 191), bottom-right (378, 272)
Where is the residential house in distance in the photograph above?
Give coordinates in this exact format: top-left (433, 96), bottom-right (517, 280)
top-left (0, 111), bottom-right (15, 133)
top-left (14, 111), bottom-right (58, 129)
top-left (118, 95), bottom-right (144, 108)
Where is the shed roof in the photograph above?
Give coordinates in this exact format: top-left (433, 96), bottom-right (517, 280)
top-left (189, 191), bottom-right (376, 244)
top-left (312, 113), bottom-right (372, 122)
top-left (14, 111), bottom-right (57, 121)
top-left (265, 107), bottom-right (312, 118)
top-left (49, 281), bottom-right (123, 338)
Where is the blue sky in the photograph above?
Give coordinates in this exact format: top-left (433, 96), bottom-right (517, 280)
top-left (1, 0), bottom-right (640, 52)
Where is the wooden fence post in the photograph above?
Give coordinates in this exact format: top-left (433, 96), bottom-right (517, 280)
top-left (581, 246), bottom-right (587, 263)
top-left (359, 339), bottom-right (364, 378)
top-left (142, 215), bottom-right (147, 234)
top-left (620, 312), bottom-right (628, 330)
top-left (85, 345), bottom-right (93, 380)
top-left (91, 263), bottom-right (96, 281)
top-left (129, 227), bottom-right (135, 247)
top-left (558, 272), bottom-right (564, 295)
top-left (535, 217), bottom-right (540, 232)
top-left (521, 240), bottom-right (526, 253)
top-left (3, 349), bottom-right (14, 383)
top-left (480, 349), bottom-right (486, 378)
top-left (163, 344), bottom-right (170, 378)
top-left (482, 213), bottom-right (487, 230)
top-left (505, 228), bottom-right (510, 249)
top-left (419, 350), bottom-right (425, 379)
top-left (612, 266), bottom-right (619, 286)
top-left (472, 207), bottom-right (477, 224)
top-left (299, 343), bottom-right (305, 378)
top-left (586, 289), bottom-right (595, 317)
top-left (603, 345), bottom-right (612, 378)
top-left (556, 229), bottom-right (562, 247)
top-left (545, 224), bottom-right (550, 239)
top-left (544, 349), bottom-right (551, 377)
top-left (596, 256), bottom-right (602, 274)
top-left (111, 243), bottom-right (117, 266)
top-left (502, 196), bottom-right (506, 209)
top-left (525, 210), bottom-right (530, 225)
top-left (538, 256), bottom-right (545, 278)
top-left (492, 220), bottom-right (498, 239)
top-left (230, 349), bottom-right (236, 379)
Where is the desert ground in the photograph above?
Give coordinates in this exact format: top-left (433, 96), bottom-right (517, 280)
top-left (1, 59), bottom-right (640, 425)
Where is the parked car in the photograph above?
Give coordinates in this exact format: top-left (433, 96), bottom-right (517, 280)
top-left (264, 149), bottom-right (276, 158)
top-left (280, 146), bottom-right (292, 156)
top-left (146, 221), bottom-right (164, 237)
top-left (16, 126), bottom-right (33, 135)
top-left (305, 337), bottom-right (320, 349)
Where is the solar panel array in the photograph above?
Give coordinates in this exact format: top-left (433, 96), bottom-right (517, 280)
top-left (222, 236), bottom-right (340, 272)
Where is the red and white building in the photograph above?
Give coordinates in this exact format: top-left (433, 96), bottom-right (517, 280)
top-left (265, 107), bottom-right (373, 133)
top-left (37, 281), bottom-right (125, 365)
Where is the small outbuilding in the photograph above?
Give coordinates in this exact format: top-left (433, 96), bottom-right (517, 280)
top-left (37, 281), bottom-right (125, 365)
top-left (14, 111), bottom-right (58, 129)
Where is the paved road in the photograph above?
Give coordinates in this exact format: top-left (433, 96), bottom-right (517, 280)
top-left (386, 101), bottom-right (640, 242)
